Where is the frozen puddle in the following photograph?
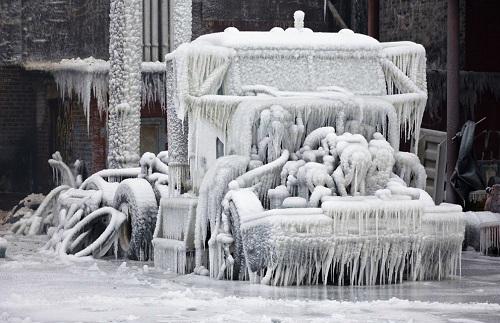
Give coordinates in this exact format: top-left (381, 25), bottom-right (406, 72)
top-left (1, 229), bottom-right (499, 323)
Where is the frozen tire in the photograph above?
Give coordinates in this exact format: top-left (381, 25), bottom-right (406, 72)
top-left (113, 178), bottom-right (158, 261)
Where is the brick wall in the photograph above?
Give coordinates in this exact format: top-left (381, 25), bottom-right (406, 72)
top-left (0, 0), bottom-right (22, 64)
top-left (0, 0), bottom-right (109, 65)
top-left (33, 76), bottom-right (51, 193)
top-left (90, 98), bottom-right (107, 174)
top-left (52, 99), bottom-right (93, 177)
top-left (52, 97), bottom-right (167, 177)
top-left (380, 0), bottom-right (448, 70)
top-left (192, 0), bottom-right (334, 38)
top-left (0, 66), bottom-right (36, 193)
top-left (379, 0), bottom-right (468, 132)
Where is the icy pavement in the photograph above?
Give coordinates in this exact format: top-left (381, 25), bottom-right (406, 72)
top-left (1, 227), bottom-right (500, 323)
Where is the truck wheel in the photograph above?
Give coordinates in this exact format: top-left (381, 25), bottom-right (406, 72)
top-left (113, 178), bottom-right (158, 261)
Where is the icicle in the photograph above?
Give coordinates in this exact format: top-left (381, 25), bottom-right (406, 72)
top-left (194, 155), bottom-right (250, 271)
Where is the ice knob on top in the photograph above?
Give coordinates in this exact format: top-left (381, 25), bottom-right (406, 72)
top-left (294, 10), bottom-right (305, 30)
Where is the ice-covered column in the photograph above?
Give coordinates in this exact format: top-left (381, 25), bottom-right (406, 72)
top-left (107, 0), bottom-right (143, 169)
top-left (166, 0), bottom-right (192, 194)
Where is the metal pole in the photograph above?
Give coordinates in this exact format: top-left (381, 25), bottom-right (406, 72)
top-left (143, 0), bottom-right (151, 61)
top-left (368, 0), bottom-right (379, 39)
top-left (446, 0), bottom-right (460, 203)
top-left (151, 0), bottom-right (159, 61)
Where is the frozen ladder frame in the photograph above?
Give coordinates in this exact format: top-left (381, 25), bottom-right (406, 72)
top-left (418, 128), bottom-right (447, 204)
top-left (153, 197), bottom-right (197, 274)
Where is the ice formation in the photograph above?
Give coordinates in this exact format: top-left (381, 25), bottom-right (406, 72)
top-left (48, 57), bottom-right (109, 127)
top-left (59, 207), bottom-right (126, 258)
top-left (107, 0), bottom-right (143, 168)
top-left (23, 0), bottom-right (197, 262)
top-left (193, 155), bottom-right (249, 274)
top-left (28, 59), bottom-right (167, 130)
top-left (220, 189), bottom-right (464, 286)
top-left (163, 0), bottom-right (194, 196)
top-left (16, 11), bottom-right (466, 287)
top-left (141, 61), bottom-right (167, 109)
top-left (166, 23), bottom-right (428, 156)
top-left (4, 193), bottom-right (46, 225)
top-left (147, 14), bottom-right (466, 286)
top-left (179, 122), bottom-right (460, 285)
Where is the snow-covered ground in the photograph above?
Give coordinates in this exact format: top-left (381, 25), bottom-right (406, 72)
top-left (1, 226), bottom-right (500, 323)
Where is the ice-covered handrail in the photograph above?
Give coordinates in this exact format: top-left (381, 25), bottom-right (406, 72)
top-left (379, 42), bottom-right (427, 151)
top-left (242, 85), bottom-right (355, 98)
top-left (381, 92), bottom-right (427, 149)
top-left (194, 155), bottom-right (250, 269)
top-left (381, 41), bottom-right (427, 93)
top-left (381, 59), bottom-right (425, 95)
top-left (166, 44), bottom-right (236, 120)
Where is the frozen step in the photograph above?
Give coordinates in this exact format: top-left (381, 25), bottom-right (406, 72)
top-left (425, 167), bottom-right (436, 178)
top-left (425, 149), bottom-right (437, 160)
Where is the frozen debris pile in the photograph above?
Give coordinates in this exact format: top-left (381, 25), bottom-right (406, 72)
top-left (0, 237), bottom-right (7, 258)
top-left (10, 152), bottom-right (82, 236)
top-left (12, 150), bottom-right (172, 261)
top-left (3, 193), bottom-right (45, 225)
